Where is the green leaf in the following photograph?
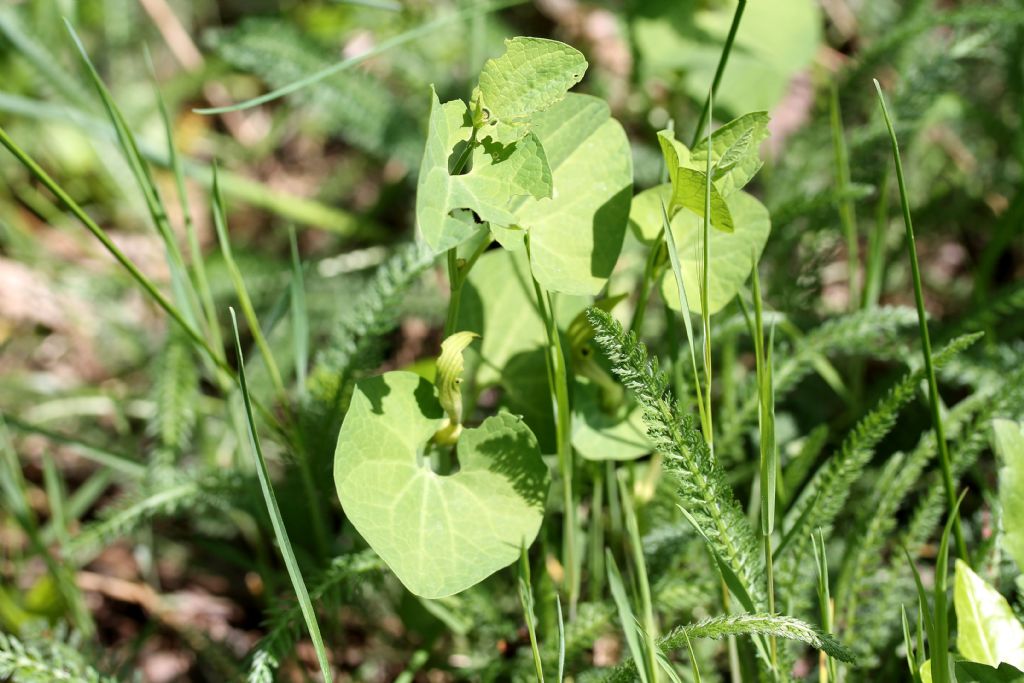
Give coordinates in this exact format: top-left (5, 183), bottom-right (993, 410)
top-left (688, 112), bottom-right (771, 196)
top-left (954, 559), bottom-right (1024, 670)
top-left (992, 419), bottom-right (1024, 574)
top-left (334, 371), bottom-right (550, 598)
top-left (657, 131), bottom-right (733, 231)
top-left (631, 184), bottom-right (769, 315)
top-left (475, 36), bottom-right (587, 143)
top-left (923, 659), bottom-right (1024, 683)
top-left (513, 93), bottom-right (633, 295)
top-left (572, 378), bottom-right (651, 461)
top-left (416, 89), bottom-right (553, 253)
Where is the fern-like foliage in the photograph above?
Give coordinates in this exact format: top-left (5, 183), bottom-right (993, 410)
top-left (602, 613), bottom-right (855, 682)
top-left (587, 307), bottom-right (765, 609)
top-left (247, 550), bottom-right (384, 683)
top-left (719, 306), bottom-right (919, 460)
top-left (211, 18), bottom-right (421, 168)
top-left (845, 358), bottom-right (1024, 659)
top-left (68, 470), bottom-right (250, 561)
top-left (148, 332), bottom-right (199, 457)
top-left (778, 332), bottom-right (981, 572)
top-left (0, 627), bottom-right (114, 683)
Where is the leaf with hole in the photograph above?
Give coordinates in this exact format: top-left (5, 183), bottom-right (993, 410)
top-left (475, 36), bottom-right (587, 144)
top-left (334, 371), bottom-right (550, 598)
top-left (415, 88), bottom-right (553, 253)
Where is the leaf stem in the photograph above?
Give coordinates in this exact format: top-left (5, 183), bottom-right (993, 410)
top-left (527, 236), bottom-right (579, 616)
top-left (873, 80), bottom-right (967, 562)
top-left (690, 0), bottom-right (747, 148)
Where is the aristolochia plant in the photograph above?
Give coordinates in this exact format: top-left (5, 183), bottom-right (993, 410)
top-left (333, 36), bottom-right (781, 605)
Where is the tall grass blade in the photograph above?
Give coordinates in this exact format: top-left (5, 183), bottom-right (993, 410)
top-left (518, 546), bottom-right (545, 683)
top-left (229, 309), bottom-right (332, 683)
top-left (607, 549), bottom-right (651, 683)
top-left (214, 167), bottom-right (287, 399)
top-left (873, 79), bottom-right (966, 562)
top-left (289, 227), bottom-right (309, 395)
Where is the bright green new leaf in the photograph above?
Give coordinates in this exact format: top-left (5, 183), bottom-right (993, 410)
top-left (954, 559), bottom-right (1024, 670)
top-left (657, 130), bottom-right (733, 232)
top-left (572, 378), bottom-right (651, 461)
top-left (475, 37), bottom-right (587, 143)
top-left (630, 184), bottom-right (770, 315)
top-left (514, 93), bottom-right (633, 295)
top-left (688, 112), bottom-right (770, 196)
top-left (334, 371), bottom-right (550, 598)
top-left (436, 331), bottom-right (478, 429)
top-left (416, 89), bottom-right (553, 253)
top-left (992, 419), bottom-right (1024, 573)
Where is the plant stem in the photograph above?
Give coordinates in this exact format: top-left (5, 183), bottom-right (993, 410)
top-left (620, 471), bottom-right (659, 681)
top-left (690, 0), bottom-right (747, 148)
top-left (874, 80), bottom-right (967, 562)
top-left (527, 237), bottom-right (578, 616)
top-left (700, 92), bottom-right (714, 456)
top-left (829, 82), bottom-right (859, 311)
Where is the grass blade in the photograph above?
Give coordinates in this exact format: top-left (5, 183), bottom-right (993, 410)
top-left (606, 549), bottom-right (650, 683)
top-left (229, 308), bottom-right (332, 682)
top-left (873, 79), bottom-right (967, 562)
top-left (518, 546), bottom-right (545, 683)
top-left (213, 166), bottom-right (286, 399)
top-left (289, 227), bottom-right (309, 395)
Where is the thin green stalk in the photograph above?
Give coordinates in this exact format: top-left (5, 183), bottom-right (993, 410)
top-left (829, 82), bottom-right (859, 311)
top-left (873, 80), bottom-right (967, 562)
top-left (289, 227), bottom-right (309, 394)
top-left (518, 547), bottom-right (545, 683)
top-left (690, 0), bottom-right (747, 148)
top-left (620, 472), bottom-right (659, 682)
top-left (0, 125), bottom-right (231, 379)
top-left (812, 530), bottom-right (837, 683)
top-left (211, 165), bottom-right (286, 400)
top-left (751, 261), bottom-right (778, 677)
top-left (152, 59), bottom-right (225, 363)
top-left (589, 465), bottom-right (606, 602)
top-left (229, 309), bottom-right (332, 683)
top-left (863, 167), bottom-right (890, 309)
top-left (526, 236), bottom-right (578, 616)
top-left (196, 0), bottom-right (527, 114)
top-left (700, 91), bottom-right (714, 456)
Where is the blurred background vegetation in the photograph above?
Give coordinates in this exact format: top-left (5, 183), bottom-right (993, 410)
top-left (1, 0), bottom-right (1022, 681)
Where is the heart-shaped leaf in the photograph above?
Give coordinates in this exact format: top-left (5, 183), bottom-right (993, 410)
top-left (954, 559), bottom-right (1024, 670)
top-left (416, 89), bottom-right (553, 253)
top-left (629, 184), bottom-right (770, 315)
top-left (334, 371), bottom-right (550, 598)
top-left (513, 93), bottom-right (634, 295)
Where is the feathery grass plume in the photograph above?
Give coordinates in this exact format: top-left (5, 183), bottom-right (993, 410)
top-left (67, 471), bottom-right (250, 562)
top-left (775, 332), bottom-right (981, 568)
top-left (0, 627), bottom-right (114, 683)
top-left (587, 307), bottom-right (766, 610)
top-left (718, 306), bottom-right (918, 460)
top-left (248, 551), bottom-right (384, 683)
top-left (148, 333), bottom-right (199, 456)
top-left (603, 614), bottom-right (855, 683)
